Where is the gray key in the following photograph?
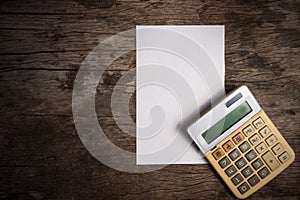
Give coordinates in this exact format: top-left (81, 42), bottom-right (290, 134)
top-left (231, 173), bottom-right (244, 186)
top-left (246, 150), bottom-right (257, 161)
top-left (248, 175), bottom-right (260, 186)
top-left (229, 149), bottom-right (241, 161)
top-left (225, 165), bottom-right (237, 177)
top-left (238, 182), bottom-right (250, 194)
top-left (235, 157), bottom-right (247, 169)
top-left (219, 157), bottom-right (230, 169)
top-left (252, 158), bottom-right (264, 170)
top-left (239, 141), bottom-right (251, 153)
top-left (258, 167), bottom-right (270, 179)
top-left (242, 166), bottom-right (254, 178)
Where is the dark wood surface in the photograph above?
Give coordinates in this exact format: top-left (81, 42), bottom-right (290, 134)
top-left (1, 0), bottom-right (299, 199)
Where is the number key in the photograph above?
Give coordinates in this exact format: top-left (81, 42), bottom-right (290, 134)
top-left (238, 182), bottom-right (250, 194)
top-left (231, 173), bottom-right (244, 186)
top-left (225, 165), bottom-right (237, 177)
top-left (235, 157), bottom-right (247, 169)
top-left (239, 141), bottom-right (251, 153)
top-left (218, 157), bottom-right (230, 169)
top-left (242, 166), bottom-right (253, 178)
top-left (246, 150), bottom-right (257, 162)
top-left (229, 149), bottom-right (241, 161)
top-left (252, 158), bottom-right (264, 170)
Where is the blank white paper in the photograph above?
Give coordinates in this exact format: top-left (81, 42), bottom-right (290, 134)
top-left (136, 25), bottom-right (225, 164)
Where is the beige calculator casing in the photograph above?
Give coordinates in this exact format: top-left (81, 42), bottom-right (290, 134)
top-left (187, 86), bottom-right (295, 199)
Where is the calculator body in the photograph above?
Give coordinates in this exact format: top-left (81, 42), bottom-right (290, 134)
top-left (187, 86), bottom-right (295, 199)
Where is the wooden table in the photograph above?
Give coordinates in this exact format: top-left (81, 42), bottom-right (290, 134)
top-left (1, 0), bottom-right (299, 199)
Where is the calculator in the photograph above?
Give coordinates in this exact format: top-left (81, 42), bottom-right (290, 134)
top-left (187, 86), bottom-right (295, 199)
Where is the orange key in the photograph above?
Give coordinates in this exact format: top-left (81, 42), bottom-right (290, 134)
top-left (213, 148), bottom-right (225, 160)
top-left (232, 133), bottom-right (244, 144)
top-left (223, 140), bottom-right (235, 152)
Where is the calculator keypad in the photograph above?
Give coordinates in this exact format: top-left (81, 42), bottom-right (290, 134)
top-left (209, 111), bottom-right (294, 198)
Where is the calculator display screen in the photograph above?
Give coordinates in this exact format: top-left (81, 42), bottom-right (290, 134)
top-left (202, 101), bottom-right (252, 144)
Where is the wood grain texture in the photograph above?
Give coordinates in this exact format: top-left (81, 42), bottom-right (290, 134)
top-left (0, 0), bottom-right (299, 199)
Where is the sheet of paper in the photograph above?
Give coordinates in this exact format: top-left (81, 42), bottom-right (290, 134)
top-left (136, 25), bottom-right (225, 164)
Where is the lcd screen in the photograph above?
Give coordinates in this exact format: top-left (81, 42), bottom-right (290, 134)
top-left (202, 101), bottom-right (252, 144)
